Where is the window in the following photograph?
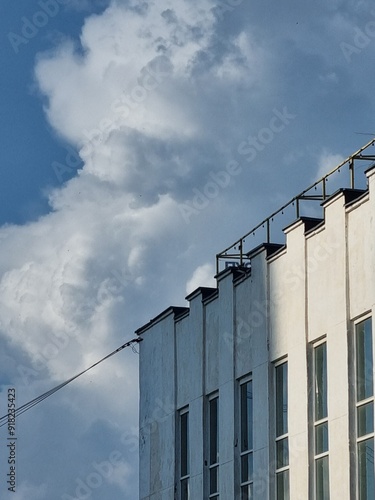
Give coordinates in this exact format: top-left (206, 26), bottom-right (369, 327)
top-left (355, 318), bottom-right (374, 500)
top-left (208, 395), bottom-right (219, 499)
top-left (179, 408), bottom-right (190, 500)
top-left (239, 378), bottom-right (253, 499)
top-left (275, 362), bottom-right (289, 500)
top-left (313, 341), bottom-right (330, 500)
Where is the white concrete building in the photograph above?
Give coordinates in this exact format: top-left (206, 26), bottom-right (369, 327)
top-left (137, 144), bottom-right (375, 500)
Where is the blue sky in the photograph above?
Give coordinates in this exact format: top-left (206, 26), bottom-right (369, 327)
top-left (0, 1), bottom-right (375, 499)
top-left (0, 0), bottom-right (109, 225)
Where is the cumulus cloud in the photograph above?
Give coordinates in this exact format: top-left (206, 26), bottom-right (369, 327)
top-left (1, 1), bottom-right (265, 497)
top-left (186, 263), bottom-right (216, 295)
top-left (35, 0), bottom-right (218, 146)
top-left (2, 0), bottom-right (375, 497)
top-left (11, 482), bottom-right (47, 500)
top-left (316, 150), bottom-right (345, 179)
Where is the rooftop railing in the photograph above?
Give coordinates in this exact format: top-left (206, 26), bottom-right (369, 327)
top-left (216, 138), bottom-right (375, 274)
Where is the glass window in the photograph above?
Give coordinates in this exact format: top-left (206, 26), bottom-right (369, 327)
top-left (357, 402), bottom-right (374, 438)
top-left (181, 478), bottom-right (189, 500)
top-left (209, 397), bottom-right (219, 466)
top-left (180, 411), bottom-right (189, 477)
top-left (315, 422), bottom-right (329, 455)
top-left (315, 342), bottom-right (328, 421)
top-left (241, 382), bottom-right (253, 451)
top-left (276, 470), bottom-right (289, 500)
top-left (241, 453), bottom-right (253, 483)
top-left (276, 363), bottom-right (288, 437)
top-left (240, 379), bottom-right (253, 498)
top-left (208, 396), bottom-right (219, 498)
top-left (210, 467), bottom-right (218, 495)
top-left (276, 438), bottom-right (289, 469)
top-left (313, 342), bottom-right (330, 500)
top-left (241, 483), bottom-right (253, 500)
top-left (180, 409), bottom-right (189, 499)
top-left (275, 362), bottom-right (289, 500)
top-left (356, 319), bottom-right (373, 402)
top-left (355, 318), bottom-right (374, 500)
top-left (315, 456), bottom-right (330, 500)
top-left (358, 438), bottom-right (375, 500)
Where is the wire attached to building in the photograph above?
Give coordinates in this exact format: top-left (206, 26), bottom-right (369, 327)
top-left (0, 337), bottom-right (142, 428)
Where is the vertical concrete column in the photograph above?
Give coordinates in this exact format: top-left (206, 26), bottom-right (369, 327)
top-left (217, 270), bottom-right (236, 496)
top-left (139, 312), bottom-right (178, 499)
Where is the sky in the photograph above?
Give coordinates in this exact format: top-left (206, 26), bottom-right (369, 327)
top-left (0, 0), bottom-right (375, 498)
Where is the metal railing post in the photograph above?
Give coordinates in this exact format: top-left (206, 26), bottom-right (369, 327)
top-left (349, 158), bottom-right (355, 188)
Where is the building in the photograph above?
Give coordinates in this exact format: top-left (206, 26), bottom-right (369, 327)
top-left (136, 141), bottom-right (375, 499)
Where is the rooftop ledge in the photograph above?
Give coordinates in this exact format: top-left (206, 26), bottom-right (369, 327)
top-left (216, 139), bottom-right (375, 274)
top-left (135, 306), bottom-right (189, 335)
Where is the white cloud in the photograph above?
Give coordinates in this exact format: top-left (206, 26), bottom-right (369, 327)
top-left (107, 460), bottom-right (133, 490)
top-left (316, 150), bottom-right (345, 179)
top-left (2, 1), bottom-right (255, 496)
top-left (12, 483), bottom-right (47, 500)
top-left (213, 32), bottom-right (268, 84)
top-left (186, 263), bottom-right (216, 295)
top-left (3, 0), bottom-right (375, 498)
top-left (318, 72), bottom-right (339, 84)
top-left (35, 0), bottom-right (217, 146)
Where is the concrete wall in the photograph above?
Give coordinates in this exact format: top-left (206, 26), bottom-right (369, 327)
top-left (139, 311), bottom-right (177, 500)
top-left (138, 166), bottom-right (375, 499)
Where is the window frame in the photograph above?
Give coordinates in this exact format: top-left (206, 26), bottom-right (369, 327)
top-left (354, 316), bottom-right (374, 500)
top-left (274, 359), bottom-right (289, 500)
top-left (207, 392), bottom-right (219, 499)
top-left (179, 406), bottom-right (190, 500)
top-left (312, 339), bottom-right (330, 500)
top-left (238, 374), bottom-right (253, 500)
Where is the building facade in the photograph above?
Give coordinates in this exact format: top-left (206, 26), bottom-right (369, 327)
top-left (137, 157), bottom-right (375, 499)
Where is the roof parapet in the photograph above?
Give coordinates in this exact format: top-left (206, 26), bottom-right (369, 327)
top-left (135, 306), bottom-right (189, 335)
